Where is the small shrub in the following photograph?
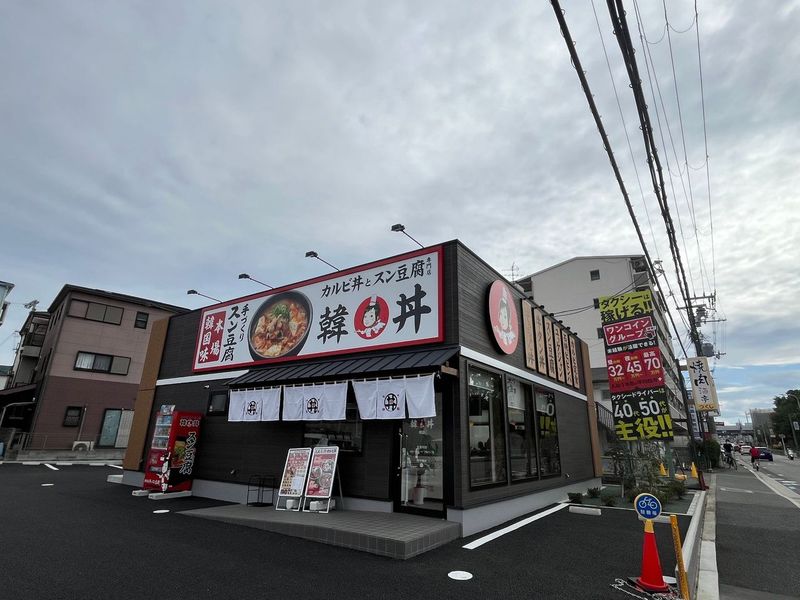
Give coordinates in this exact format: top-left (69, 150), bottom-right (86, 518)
top-left (624, 486), bottom-right (640, 503)
top-left (669, 480), bottom-right (687, 500)
top-left (567, 492), bottom-right (583, 504)
top-left (587, 487), bottom-right (601, 498)
top-left (601, 491), bottom-right (617, 507)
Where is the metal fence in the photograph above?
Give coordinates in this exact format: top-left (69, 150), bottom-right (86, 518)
top-left (13, 431), bottom-right (102, 451)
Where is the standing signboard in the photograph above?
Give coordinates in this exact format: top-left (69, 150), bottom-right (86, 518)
top-left (277, 447), bottom-right (312, 511)
top-left (600, 290), bottom-right (673, 441)
top-left (304, 446), bottom-right (340, 513)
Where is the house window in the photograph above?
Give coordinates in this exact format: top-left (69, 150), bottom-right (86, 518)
top-left (506, 377), bottom-right (538, 481)
top-left (468, 365), bottom-right (507, 487)
top-left (74, 351), bottom-right (130, 375)
top-left (134, 311), bottom-right (149, 329)
top-left (597, 327), bottom-right (604, 339)
top-left (303, 398), bottom-right (363, 453)
top-left (590, 269), bottom-right (600, 281)
top-left (69, 299), bottom-right (124, 325)
top-left (593, 298), bottom-right (600, 309)
top-left (63, 406), bottom-right (83, 427)
top-left (207, 391), bottom-right (228, 415)
top-left (535, 389), bottom-right (561, 476)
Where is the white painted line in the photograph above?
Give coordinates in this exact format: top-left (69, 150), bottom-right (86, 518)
top-left (41, 483), bottom-right (54, 487)
top-left (749, 467), bottom-right (800, 510)
top-left (89, 463), bottom-right (106, 466)
top-left (44, 463), bottom-right (59, 471)
top-left (448, 571), bottom-right (473, 581)
top-left (22, 462), bottom-right (41, 466)
top-left (463, 503), bottom-right (569, 550)
top-left (152, 509), bottom-right (170, 514)
top-left (107, 464), bottom-right (123, 470)
top-left (719, 487), bottom-right (753, 494)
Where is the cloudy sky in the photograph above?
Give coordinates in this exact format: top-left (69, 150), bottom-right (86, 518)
top-left (1, 1), bottom-right (798, 424)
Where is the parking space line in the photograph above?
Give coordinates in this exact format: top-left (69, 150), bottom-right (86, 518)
top-left (44, 463), bottom-right (59, 471)
top-left (107, 464), bottom-right (123, 469)
top-left (463, 503), bottom-right (569, 550)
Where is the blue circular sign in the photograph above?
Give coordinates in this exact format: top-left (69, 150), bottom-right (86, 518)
top-left (634, 493), bottom-right (662, 519)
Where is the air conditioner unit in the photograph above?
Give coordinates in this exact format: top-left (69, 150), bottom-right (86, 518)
top-left (72, 441), bottom-right (95, 451)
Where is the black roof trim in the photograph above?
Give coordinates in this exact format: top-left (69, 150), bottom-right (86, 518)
top-left (227, 345), bottom-right (459, 387)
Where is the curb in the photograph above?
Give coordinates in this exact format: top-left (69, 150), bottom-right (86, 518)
top-left (695, 473), bottom-right (719, 600)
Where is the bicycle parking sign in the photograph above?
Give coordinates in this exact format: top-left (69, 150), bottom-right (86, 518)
top-left (634, 493), bottom-right (662, 519)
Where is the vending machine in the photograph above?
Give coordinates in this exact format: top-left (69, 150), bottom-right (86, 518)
top-left (143, 405), bottom-right (202, 493)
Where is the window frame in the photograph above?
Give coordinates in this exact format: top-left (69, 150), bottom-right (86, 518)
top-left (74, 351), bottom-right (131, 375)
top-left (63, 406), bottom-right (83, 427)
top-left (534, 388), bottom-right (561, 478)
top-left (590, 269), bottom-right (600, 281)
top-left (68, 299), bottom-right (124, 325)
top-left (134, 311), bottom-right (149, 329)
top-left (506, 376), bottom-right (539, 483)
top-left (466, 362), bottom-right (509, 490)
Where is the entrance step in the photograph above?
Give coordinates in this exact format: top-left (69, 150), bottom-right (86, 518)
top-left (183, 505), bottom-right (461, 559)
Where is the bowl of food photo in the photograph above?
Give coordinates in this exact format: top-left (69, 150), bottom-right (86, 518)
top-left (248, 291), bottom-right (312, 360)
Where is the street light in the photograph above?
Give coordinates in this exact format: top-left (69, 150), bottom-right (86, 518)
top-left (305, 251), bottom-right (339, 271)
top-left (391, 223), bottom-right (424, 248)
top-left (238, 273), bottom-right (273, 289)
top-left (186, 289), bottom-right (221, 303)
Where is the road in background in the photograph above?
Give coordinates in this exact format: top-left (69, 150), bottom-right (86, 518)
top-left (715, 456), bottom-right (800, 599)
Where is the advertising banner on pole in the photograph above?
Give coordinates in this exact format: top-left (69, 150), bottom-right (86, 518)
top-left (687, 356), bottom-right (719, 412)
top-left (600, 289), bottom-right (673, 441)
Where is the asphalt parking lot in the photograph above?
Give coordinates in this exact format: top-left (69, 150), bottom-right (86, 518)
top-left (0, 463), bottom-right (690, 600)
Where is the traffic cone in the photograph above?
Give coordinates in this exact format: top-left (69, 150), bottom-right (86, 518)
top-left (690, 462), bottom-right (698, 478)
top-left (659, 463), bottom-right (667, 476)
top-left (635, 519), bottom-right (670, 593)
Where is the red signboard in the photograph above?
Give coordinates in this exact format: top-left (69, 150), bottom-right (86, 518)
top-left (487, 280), bottom-right (519, 355)
top-left (606, 347), bottom-right (664, 394)
top-left (143, 408), bottom-right (202, 493)
top-left (602, 316), bottom-right (656, 347)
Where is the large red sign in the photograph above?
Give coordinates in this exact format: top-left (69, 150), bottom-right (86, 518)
top-left (606, 347), bottom-right (664, 394)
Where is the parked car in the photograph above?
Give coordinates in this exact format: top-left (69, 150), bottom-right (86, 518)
top-left (740, 445), bottom-right (752, 455)
top-left (755, 447), bottom-right (773, 461)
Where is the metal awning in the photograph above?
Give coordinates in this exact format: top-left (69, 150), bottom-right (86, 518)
top-left (0, 383), bottom-right (35, 398)
top-left (226, 346), bottom-right (459, 388)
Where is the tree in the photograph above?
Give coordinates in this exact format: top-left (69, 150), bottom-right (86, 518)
top-left (770, 389), bottom-right (800, 447)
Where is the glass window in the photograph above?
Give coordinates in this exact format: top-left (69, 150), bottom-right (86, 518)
top-left (104, 305), bottom-right (123, 325)
top-left (134, 311), bottom-right (149, 329)
top-left (303, 399), bottom-right (363, 453)
top-left (207, 391), bottom-right (228, 415)
top-left (63, 406), bottom-right (82, 427)
top-left (468, 366), bottom-right (507, 487)
top-left (110, 356), bottom-right (130, 375)
top-left (535, 389), bottom-right (561, 476)
top-left (590, 269), bottom-right (600, 281)
top-left (593, 298), bottom-right (600, 309)
top-left (86, 302), bottom-right (107, 321)
top-left (93, 354), bottom-right (112, 372)
top-left (75, 352), bottom-right (95, 370)
top-left (506, 377), bottom-right (537, 481)
top-left (68, 300), bottom-right (89, 318)
top-left (597, 327), bottom-right (604, 339)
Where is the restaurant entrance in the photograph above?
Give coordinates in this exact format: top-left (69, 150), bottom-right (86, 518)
top-left (393, 393), bottom-right (445, 517)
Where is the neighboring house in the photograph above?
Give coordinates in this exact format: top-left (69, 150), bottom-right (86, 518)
top-left (18, 285), bottom-right (186, 451)
top-left (517, 255), bottom-right (689, 448)
top-left (0, 365), bottom-right (11, 390)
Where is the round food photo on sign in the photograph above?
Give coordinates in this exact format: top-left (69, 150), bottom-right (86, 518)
top-left (248, 291), bottom-right (312, 360)
top-left (488, 280), bottom-right (519, 354)
top-left (354, 295), bottom-right (389, 340)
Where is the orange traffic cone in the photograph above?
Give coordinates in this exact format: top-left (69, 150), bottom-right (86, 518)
top-left (690, 462), bottom-right (698, 478)
top-left (634, 519), bottom-right (670, 593)
top-left (659, 462), bottom-right (667, 476)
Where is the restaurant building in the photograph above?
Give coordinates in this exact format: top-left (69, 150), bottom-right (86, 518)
top-left (122, 241), bottom-right (602, 535)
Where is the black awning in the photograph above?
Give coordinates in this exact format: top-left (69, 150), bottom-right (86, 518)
top-left (226, 345), bottom-right (459, 388)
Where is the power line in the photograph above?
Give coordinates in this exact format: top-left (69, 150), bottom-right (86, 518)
top-left (547, 0), bottom-right (690, 361)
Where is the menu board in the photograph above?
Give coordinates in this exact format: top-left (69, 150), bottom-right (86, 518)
top-left (278, 448), bottom-right (312, 498)
top-left (304, 446), bottom-right (339, 499)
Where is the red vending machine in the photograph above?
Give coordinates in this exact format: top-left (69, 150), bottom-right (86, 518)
top-left (143, 405), bottom-right (202, 493)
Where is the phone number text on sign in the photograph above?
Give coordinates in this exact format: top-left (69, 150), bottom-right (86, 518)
top-left (606, 347), bottom-right (664, 394)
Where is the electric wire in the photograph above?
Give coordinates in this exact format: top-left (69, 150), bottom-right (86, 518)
top-left (547, 0), bottom-right (690, 361)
